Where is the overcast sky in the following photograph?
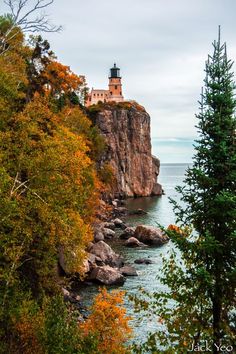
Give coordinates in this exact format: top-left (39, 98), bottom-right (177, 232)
top-left (2, 0), bottom-right (236, 141)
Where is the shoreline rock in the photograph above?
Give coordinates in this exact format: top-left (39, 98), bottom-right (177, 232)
top-left (124, 237), bottom-right (147, 248)
top-left (89, 241), bottom-right (124, 268)
top-left (120, 226), bottom-right (135, 239)
top-left (77, 196), bottom-right (169, 290)
top-left (120, 265), bottom-right (138, 276)
top-left (134, 225), bottom-right (169, 246)
top-left (89, 266), bottom-right (125, 285)
top-left (134, 258), bottom-right (154, 265)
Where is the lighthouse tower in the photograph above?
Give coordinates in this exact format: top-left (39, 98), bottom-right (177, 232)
top-left (108, 63), bottom-right (124, 103)
top-left (85, 63), bottom-right (124, 107)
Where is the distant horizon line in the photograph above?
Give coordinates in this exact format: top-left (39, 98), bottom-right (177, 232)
top-left (161, 162), bottom-right (193, 165)
top-left (152, 137), bottom-right (196, 141)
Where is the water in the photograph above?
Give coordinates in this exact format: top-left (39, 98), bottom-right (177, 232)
top-left (152, 138), bottom-right (195, 164)
top-left (125, 163), bottom-right (189, 228)
top-left (78, 163), bottom-right (190, 342)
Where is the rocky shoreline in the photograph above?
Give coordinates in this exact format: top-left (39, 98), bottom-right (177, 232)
top-left (85, 198), bottom-right (169, 286)
top-left (60, 197), bottom-right (169, 308)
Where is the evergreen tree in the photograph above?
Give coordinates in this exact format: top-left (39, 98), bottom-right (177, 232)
top-left (132, 28), bottom-right (236, 354)
top-left (173, 27), bottom-right (236, 352)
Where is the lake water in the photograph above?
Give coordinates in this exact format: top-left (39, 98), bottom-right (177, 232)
top-left (78, 163), bottom-right (191, 343)
top-left (152, 138), bottom-right (194, 164)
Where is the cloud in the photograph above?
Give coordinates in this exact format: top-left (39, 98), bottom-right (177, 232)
top-left (2, 0), bottom-right (236, 140)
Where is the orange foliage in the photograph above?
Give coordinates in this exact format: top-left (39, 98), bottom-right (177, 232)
top-left (80, 288), bottom-right (132, 354)
top-left (12, 300), bottom-right (44, 354)
top-left (42, 60), bottom-right (83, 96)
top-left (167, 224), bottom-right (191, 237)
top-left (168, 224), bottom-right (182, 233)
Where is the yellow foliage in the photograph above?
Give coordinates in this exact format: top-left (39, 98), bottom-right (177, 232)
top-left (80, 288), bottom-right (132, 354)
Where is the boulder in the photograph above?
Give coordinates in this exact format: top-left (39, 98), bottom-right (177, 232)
top-left (94, 231), bottom-right (104, 242)
top-left (129, 208), bottom-right (148, 215)
top-left (87, 253), bottom-right (104, 267)
top-left (134, 225), bottom-right (169, 246)
top-left (124, 237), bottom-right (146, 248)
top-left (89, 266), bottom-right (125, 285)
top-left (62, 288), bottom-right (81, 304)
top-left (120, 265), bottom-right (138, 276)
top-left (151, 182), bottom-right (163, 196)
top-left (103, 227), bottom-right (116, 239)
top-left (62, 287), bottom-right (70, 298)
top-left (58, 246), bottom-right (78, 274)
top-left (89, 241), bottom-right (124, 267)
top-left (113, 207), bottom-right (128, 216)
top-left (112, 218), bottom-right (124, 228)
top-left (87, 242), bottom-right (94, 251)
top-left (112, 200), bottom-right (118, 207)
top-left (81, 258), bottom-right (90, 274)
top-left (103, 222), bottom-right (116, 230)
top-left (134, 258), bottom-right (154, 265)
top-left (120, 226), bottom-right (135, 240)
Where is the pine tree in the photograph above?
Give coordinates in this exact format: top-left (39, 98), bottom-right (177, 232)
top-left (176, 28), bottom-right (236, 352)
top-left (132, 28), bottom-right (236, 354)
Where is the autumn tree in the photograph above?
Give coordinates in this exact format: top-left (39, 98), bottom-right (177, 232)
top-left (0, 16), bottom-right (104, 352)
top-left (81, 288), bottom-right (132, 354)
top-left (132, 29), bottom-right (236, 354)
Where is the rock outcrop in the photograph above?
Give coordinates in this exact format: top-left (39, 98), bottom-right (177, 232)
top-left (89, 241), bottom-right (124, 267)
top-left (124, 237), bottom-right (146, 248)
top-left (91, 102), bottom-right (162, 197)
top-left (134, 225), bottom-right (169, 246)
top-left (89, 265), bottom-right (125, 285)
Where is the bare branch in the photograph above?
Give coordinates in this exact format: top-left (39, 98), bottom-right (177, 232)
top-left (1, 0), bottom-right (61, 55)
top-left (10, 172), bottom-right (19, 197)
top-left (10, 173), bottom-right (48, 204)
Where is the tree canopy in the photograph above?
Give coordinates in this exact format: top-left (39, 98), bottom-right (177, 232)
top-left (132, 28), bottom-right (236, 354)
top-left (0, 18), bottom-right (112, 352)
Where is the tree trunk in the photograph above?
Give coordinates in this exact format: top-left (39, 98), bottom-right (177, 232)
top-left (212, 282), bottom-right (222, 354)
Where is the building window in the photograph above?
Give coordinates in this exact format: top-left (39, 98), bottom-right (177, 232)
top-left (97, 93), bottom-right (99, 96)
top-left (101, 93), bottom-right (103, 96)
top-left (120, 92), bottom-right (122, 95)
top-left (115, 85), bottom-right (117, 89)
top-left (110, 92), bottom-right (112, 95)
top-left (93, 94), bottom-right (96, 97)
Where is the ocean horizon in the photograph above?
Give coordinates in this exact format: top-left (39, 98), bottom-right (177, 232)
top-left (151, 137), bottom-right (195, 164)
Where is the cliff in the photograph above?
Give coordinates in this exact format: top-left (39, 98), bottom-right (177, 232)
top-left (90, 102), bottom-right (162, 198)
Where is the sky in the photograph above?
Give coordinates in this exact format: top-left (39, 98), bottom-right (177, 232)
top-left (1, 0), bottom-right (236, 162)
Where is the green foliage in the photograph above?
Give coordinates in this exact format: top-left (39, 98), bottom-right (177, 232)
top-left (98, 162), bottom-right (115, 186)
top-left (87, 100), bottom-right (145, 115)
top-left (0, 14), bottom-right (14, 34)
top-left (88, 125), bottom-right (107, 161)
top-left (0, 21), bottom-right (104, 353)
top-left (131, 29), bottom-right (236, 353)
top-left (40, 296), bottom-right (84, 353)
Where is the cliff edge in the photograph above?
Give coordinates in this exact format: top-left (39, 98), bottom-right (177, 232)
top-left (90, 101), bottom-right (162, 198)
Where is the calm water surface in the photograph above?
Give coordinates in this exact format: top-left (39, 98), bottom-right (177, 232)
top-left (78, 163), bottom-right (191, 342)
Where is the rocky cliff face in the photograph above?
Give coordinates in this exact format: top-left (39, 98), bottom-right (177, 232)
top-left (91, 102), bottom-right (162, 197)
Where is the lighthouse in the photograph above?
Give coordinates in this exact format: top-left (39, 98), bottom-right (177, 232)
top-left (85, 63), bottom-right (124, 107)
top-left (108, 63), bottom-right (124, 103)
